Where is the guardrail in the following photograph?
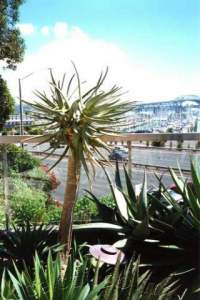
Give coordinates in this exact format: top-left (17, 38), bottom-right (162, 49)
top-left (0, 132), bottom-right (199, 144)
top-left (0, 133), bottom-right (199, 177)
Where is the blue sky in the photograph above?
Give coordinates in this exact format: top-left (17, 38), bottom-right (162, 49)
top-left (3, 0), bottom-right (200, 101)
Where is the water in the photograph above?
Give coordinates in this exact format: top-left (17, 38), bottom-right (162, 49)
top-left (130, 119), bottom-right (166, 132)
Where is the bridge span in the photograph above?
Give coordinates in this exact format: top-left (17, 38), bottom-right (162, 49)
top-left (135, 95), bottom-right (200, 114)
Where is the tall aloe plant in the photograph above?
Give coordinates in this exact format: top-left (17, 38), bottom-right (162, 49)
top-left (24, 64), bottom-right (133, 256)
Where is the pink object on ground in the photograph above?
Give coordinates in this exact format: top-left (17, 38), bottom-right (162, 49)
top-left (89, 244), bottom-right (125, 265)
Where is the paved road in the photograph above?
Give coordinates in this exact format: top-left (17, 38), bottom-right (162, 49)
top-left (25, 143), bottom-right (200, 170)
top-left (132, 147), bottom-right (197, 170)
top-left (44, 157), bottom-right (190, 202)
top-left (24, 143), bottom-right (200, 201)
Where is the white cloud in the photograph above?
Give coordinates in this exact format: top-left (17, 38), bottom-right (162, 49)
top-left (17, 23), bottom-right (35, 36)
top-left (41, 26), bottom-right (49, 36)
top-left (3, 22), bottom-right (200, 103)
top-left (53, 22), bottom-right (68, 39)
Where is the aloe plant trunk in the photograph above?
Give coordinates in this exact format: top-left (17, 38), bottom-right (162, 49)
top-left (59, 154), bottom-right (80, 255)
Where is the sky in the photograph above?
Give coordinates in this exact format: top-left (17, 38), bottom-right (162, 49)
top-left (2, 0), bottom-right (200, 102)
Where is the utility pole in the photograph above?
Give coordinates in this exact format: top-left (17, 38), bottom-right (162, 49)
top-left (2, 146), bottom-right (10, 230)
top-left (18, 72), bottom-right (34, 147)
top-left (18, 78), bottom-right (23, 136)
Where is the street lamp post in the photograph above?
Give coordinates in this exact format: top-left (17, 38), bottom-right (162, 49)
top-left (18, 72), bottom-right (34, 144)
top-left (18, 78), bottom-right (23, 136)
top-left (18, 68), bottom-right (50, 142)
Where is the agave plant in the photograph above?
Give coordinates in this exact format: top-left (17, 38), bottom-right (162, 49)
top-left (84, 160), bottom-right (200, 296)
top-left (0, 223), bottom-right (61, 269)
top-left (101, 256), bottom-right (179, 300)
top-left (23, 64), bottom-right (133, 255)
top-left (0, 250), bottom-right (179, 300)
top-left (167, 159), bottom-right (200, 229)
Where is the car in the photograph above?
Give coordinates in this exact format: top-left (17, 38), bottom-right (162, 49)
top-left (108, 147), bottom-right (128, 161)
top-left (114, 146), bottom-right (128, 153)
top-left (134, 129), bottom-right (153, 133)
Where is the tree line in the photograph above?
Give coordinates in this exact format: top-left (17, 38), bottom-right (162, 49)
top-left (0, 0), bottom-right (25, 130)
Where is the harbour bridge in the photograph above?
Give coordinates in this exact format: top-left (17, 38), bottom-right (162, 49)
top-left (4, 95), bottom-right (200, 129)
top-left (135, 95), bottom-right (200, 114)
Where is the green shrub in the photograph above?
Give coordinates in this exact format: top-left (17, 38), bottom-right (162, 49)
top-left (0, 144), bottom-right (40, 173)
top-left (177, 140), bottom-right (183, 150)
top-left (26, 126), bottom-right (45, 135)
top-left (73, 196), bottom-right (98, 222)
top-left (166, 127), bottom-right (173, 133)
top-left (151, 140), bottom-right (166, 147)
top-left (73, 194), bottom-right (115, 223)
top-left (0, 165), bottom-right (61, 226)
top-left (100, 194), bottom-right (115, 208)
top-left (43, 204), bottom-right (62, 224)
top-left (10, 178), bottom-right (47, 224)
top-left (12, 197), bottom-right (46, 225)
top-left (26, 167), bottom-right (49, 180)
top-left (28, 193), bottom-right (115, 225)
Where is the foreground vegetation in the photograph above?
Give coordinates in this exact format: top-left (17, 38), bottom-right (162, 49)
top-left (0, 145), bottom-right (199, 298)
top-left (1, 249), bottom-right (182, 300)
top-left (0, 66), bottom-right (199, 297)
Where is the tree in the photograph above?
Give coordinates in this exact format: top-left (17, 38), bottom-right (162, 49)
top-left (0, 75), bottom-right (15, 130)
top-left (0, 0), bottom-right (25, 69)
top-left (24, 65), bottom-right (134, 258)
